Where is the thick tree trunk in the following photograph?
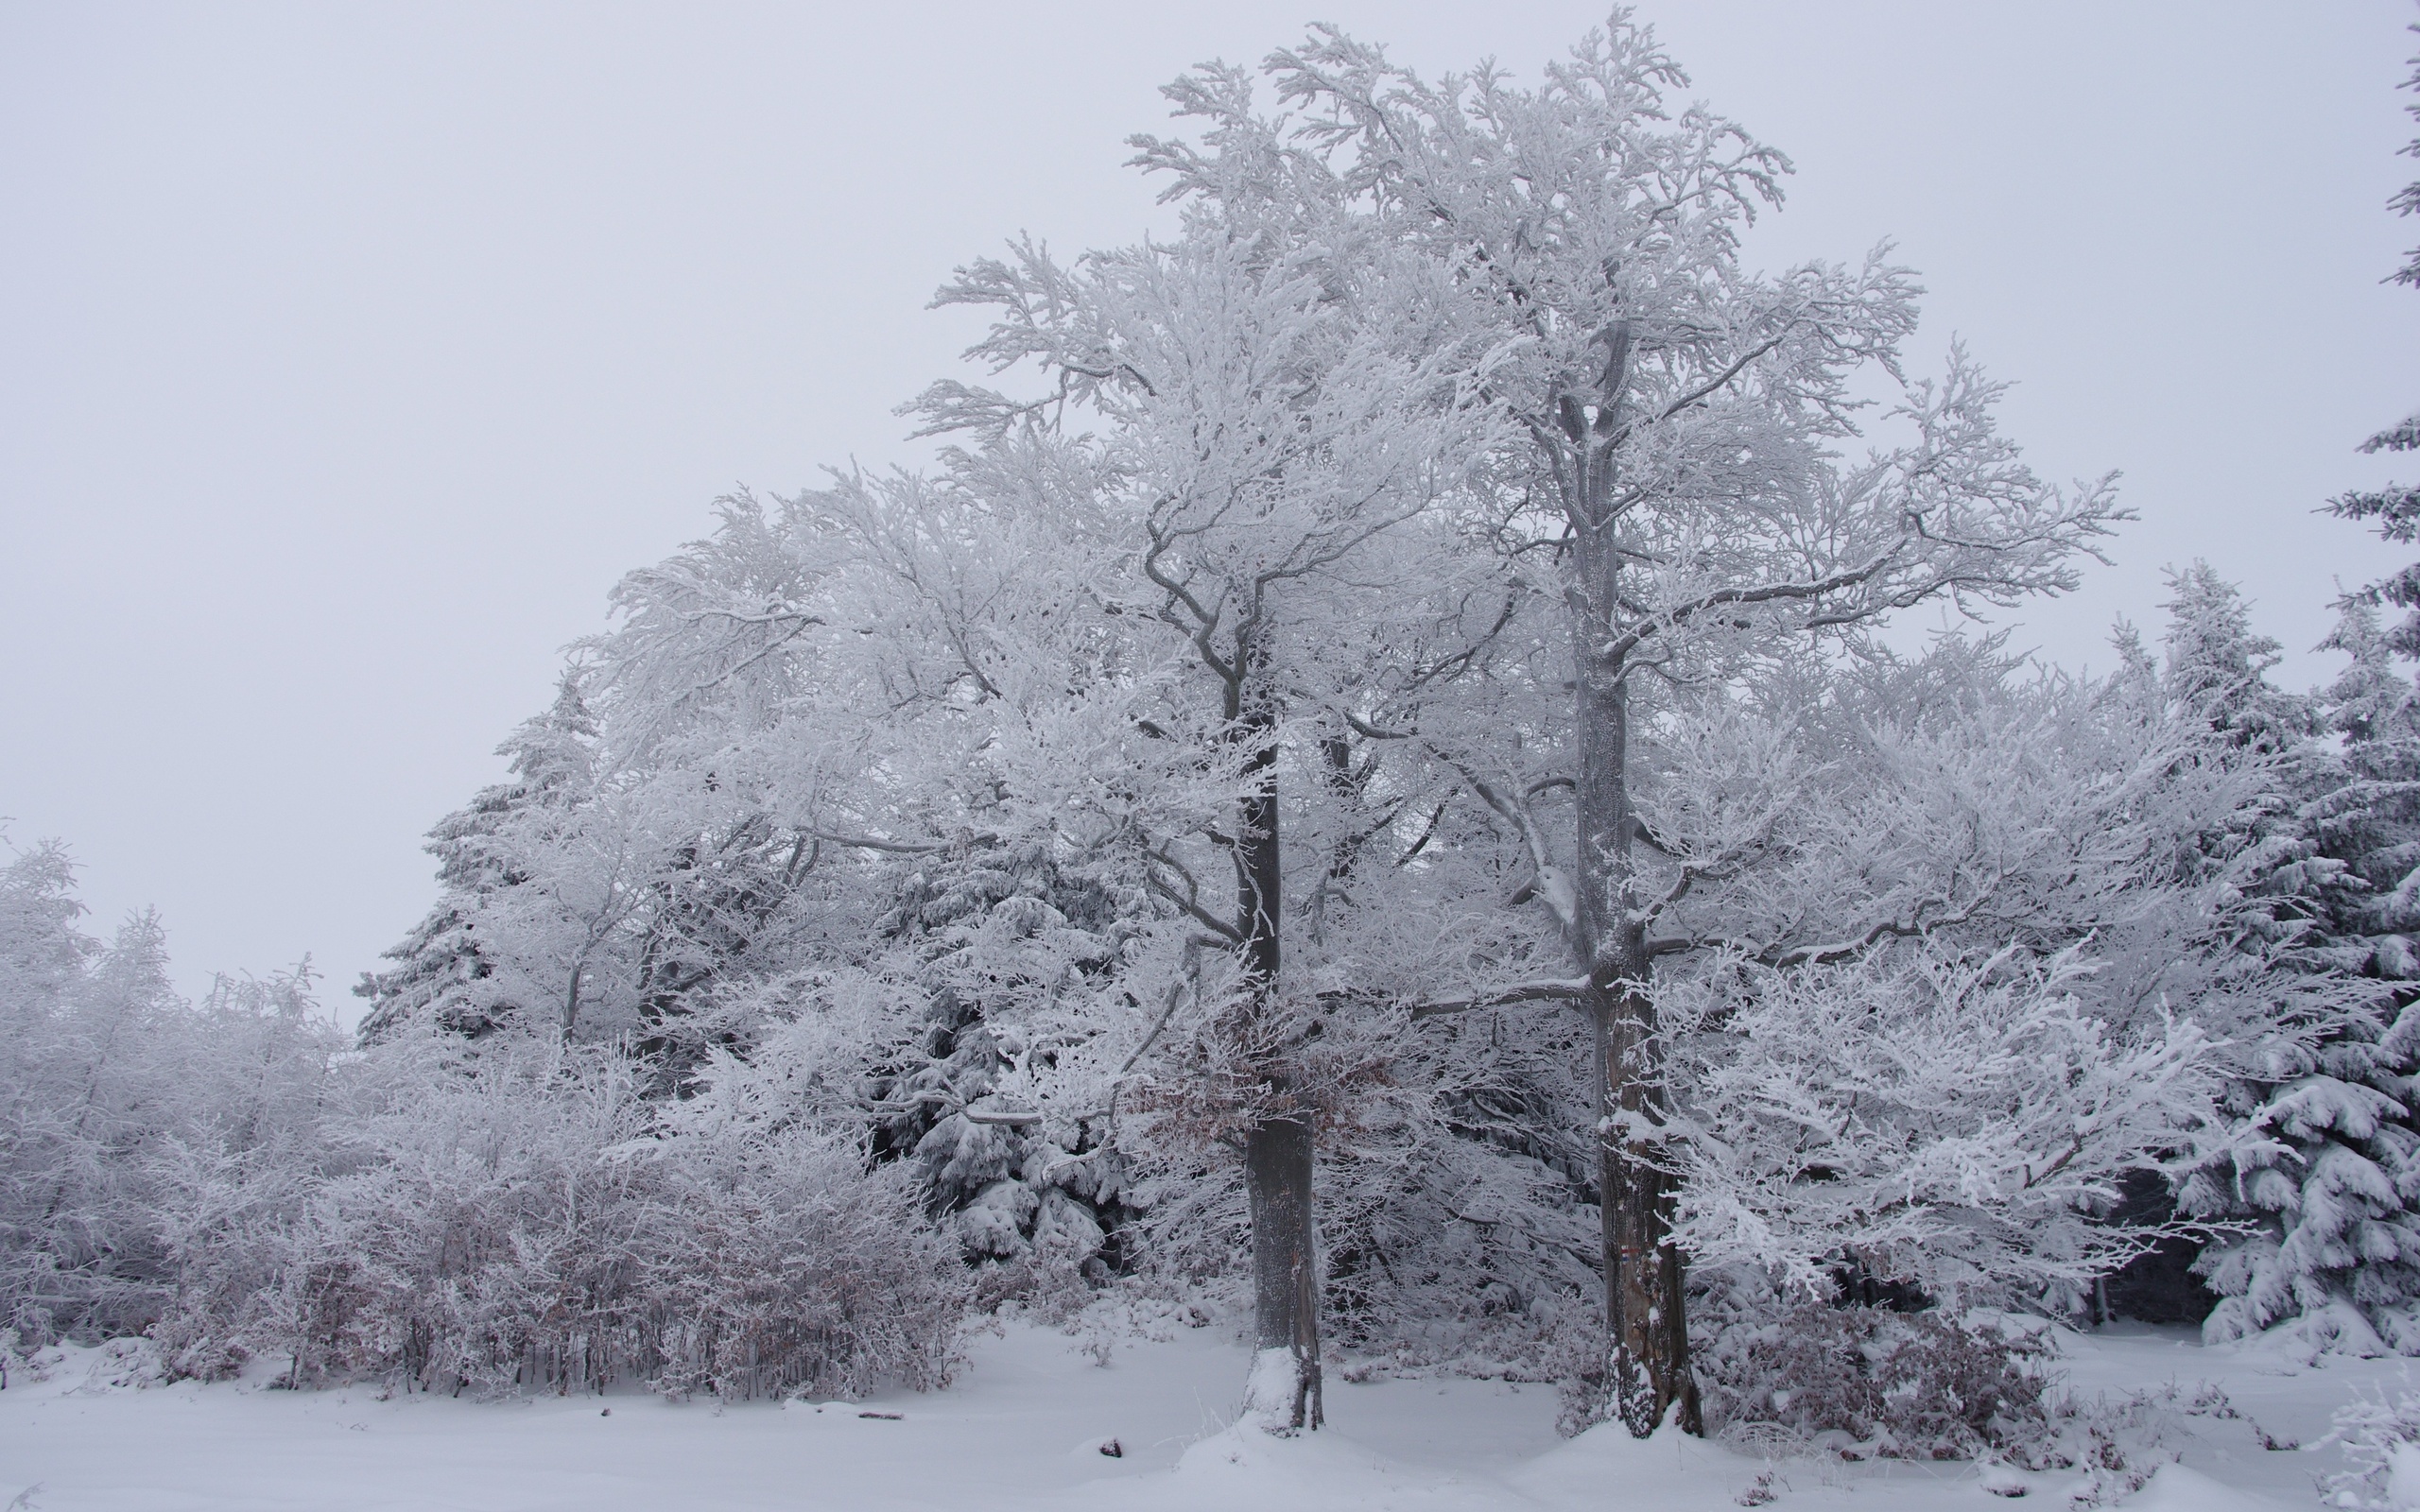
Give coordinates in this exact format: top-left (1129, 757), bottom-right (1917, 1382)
top-left (1243, 1112), bottom-right (1322, 1431)
top-left (1232, 698), bottom-right (1323, 1432)
top-left (1564, 321), bottom-right (1700, 1435)
top-left (1574, 636), bottom-right (1699, 1436)
top-left (1593, 992), bottom-right (1700, 1436)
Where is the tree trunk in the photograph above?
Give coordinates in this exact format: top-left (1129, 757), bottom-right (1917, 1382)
top-left (1243, 1112), bottom-right (1322, 1431)
top-left (1573, 636), bottom-right (1699, 1436)
top-left (1232, 696), bottom-right (1323, 1432)
top-left (1593, 991), bottom-right (1700, 1436)
top-left (1564, 319), bottom-right (1700, 1435)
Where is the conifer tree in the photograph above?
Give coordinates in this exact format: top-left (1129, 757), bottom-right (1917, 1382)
top-left (2180, 584), bottom-right (2420, 1353)
top-left (2186, 31), bottom-right (2420, 1348)
top-left (354, 677), bottom-right (600, 1042)
top-left (2326, 24), bottom-right (2420, 654)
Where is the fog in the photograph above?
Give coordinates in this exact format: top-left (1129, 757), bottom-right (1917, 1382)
top-left (3, 1), bottom-right (2411, 1006)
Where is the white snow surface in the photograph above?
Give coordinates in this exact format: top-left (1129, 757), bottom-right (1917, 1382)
top-left (0, 1318), bottom-right (2406, 1510)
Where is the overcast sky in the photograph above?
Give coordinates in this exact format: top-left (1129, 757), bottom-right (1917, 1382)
top-left (3, 2), bottom-right (2413, 1010)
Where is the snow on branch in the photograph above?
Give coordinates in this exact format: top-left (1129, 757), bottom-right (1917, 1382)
top-left (1665, 945), bottom-right (2226, 1306)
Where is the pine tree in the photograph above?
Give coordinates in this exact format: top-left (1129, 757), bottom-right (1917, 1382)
top-left (2184, 27), bottom-right (2420, 1344)
top-left (2159, 561), bottom-right (2312, 752)
top-left (354, 676), bottom-right (599, 1042)
top-left (2310, 606), bottom-right (2420, 972)
top-left (626, 809), bottom-right (817, 1091)
top-left (2184, 591), bottom-right (2420, 1354)
top-left (0, 839), bottom-right (92, 1015)
top-left (2325, 24), bottom-right (2420, 654)
top-left (2330, 418), bottom-right (2420, 661)
top-left (864, 842), bottom-right (1133, 1279)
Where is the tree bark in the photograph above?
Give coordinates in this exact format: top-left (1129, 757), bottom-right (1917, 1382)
top-left (1564, 320), bottom-right (1701, 1436)
top-left (1593, 992), bottom-right (1700, 1435)
top-left (1574, 627), bottom-right (1699, 1436)
top-left (1244, 1112), bottom-right (1322, 1431)
top-left (1232, 694), bottom-right (1323, 1432)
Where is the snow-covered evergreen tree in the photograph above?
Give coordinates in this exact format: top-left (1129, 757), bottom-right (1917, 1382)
top-left (2310, 603), bottom-right (2420, 968)
top-left (354, 676), bottom-right (601, 1042)
top-left (2177, 582), bottom-right (2420, 1354)
top-left (2159, 562), bottom-right (2313, 752)
top-left (2328, 22), bottom-right (2420, 655)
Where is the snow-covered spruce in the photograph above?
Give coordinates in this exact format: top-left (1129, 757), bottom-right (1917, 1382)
top-left (2186, 594), bottom-right (2420, 1357)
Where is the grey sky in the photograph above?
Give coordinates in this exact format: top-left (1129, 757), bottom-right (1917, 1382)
top-left (2, 2), bottom-right (2411, 1010)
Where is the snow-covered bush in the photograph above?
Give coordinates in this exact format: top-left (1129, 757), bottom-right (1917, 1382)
top-left (1695, 1295), bottom-right (2204, 1500)
top-left (1313, 1002), bottom-right (1601, 1377)
top-left (2325, 1386), bottom-right (2420, 1510)
top-left (1, 835), bottom-right (971, 1400)
top-left (1694, 1300), bottom-right (2051, 1460)
top-left (174, 1030), bottom-right (970, 1400)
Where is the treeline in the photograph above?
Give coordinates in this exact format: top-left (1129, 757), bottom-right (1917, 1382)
top-left (0, 872), bottom-right (962, 1399)
top-left (3, 14), bottom-right (2415, 1455)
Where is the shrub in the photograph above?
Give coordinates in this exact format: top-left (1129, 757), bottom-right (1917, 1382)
top-left (151, 1034), bottom-right (969, 1400)
top-left (1697, 1301), bottom-right (2052, 1460)
top-left (2322, 1386), bottom-right (2420, 1510)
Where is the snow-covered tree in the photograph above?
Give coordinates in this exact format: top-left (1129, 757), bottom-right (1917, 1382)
top-left (361, 497), bottom-right (910, 1055)
top-left (355, 676), bottom-right (602, 1041)
top-left (919, 170), bottom-right (1515, 1426)
top-left (2159, 561), bottom-right (2311, 752)
top-left (1668, 945), bottom-right (2219, 1308)
top-left (1568, 627), bottom-right (2274, 1327)
top-left (0, 841), bottom-right (339, 1348)
top-left (2188, 597), bottom-right (2420, 1354)
top-left (2273, 69), bottom-right (2420, 1353)
top-left (2328, 21), bottom-right (2420, 655)
top-left (0, 850), bottom-right (184, 1341)
top-left (1127, 14), bottom-right (2119, 1432)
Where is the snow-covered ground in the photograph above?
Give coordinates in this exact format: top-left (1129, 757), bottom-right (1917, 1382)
top-left (0, 1318), bottom-right (2406, 1510)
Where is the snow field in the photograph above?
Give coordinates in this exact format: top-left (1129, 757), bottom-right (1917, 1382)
top-left (0, 1318), bottom-right (2406, 1510)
